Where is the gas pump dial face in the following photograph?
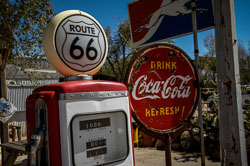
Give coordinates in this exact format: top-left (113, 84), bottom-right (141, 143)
top-left (71, 111), bottom-right (128, 166)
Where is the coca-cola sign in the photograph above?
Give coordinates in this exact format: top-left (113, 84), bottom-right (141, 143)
top-left (125, 43), bottom-right (199, 135)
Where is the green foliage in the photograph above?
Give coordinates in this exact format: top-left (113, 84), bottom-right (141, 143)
top-left (200, 74), bottom-right (217, 88)
top-left (0, 0), bottom-right (54, 56)
top-left (199, 33), bottom-right (216, 87)
top-left (201, 33), bottom-right (250, 86)
top-left (99, 19), bottom-right (175, 82)
top-left (242, 85), bottom-right (250, 94)
top-left (99, 19), bottom-right (136, 82)
top-left (189, 89), bottom-right (250, 158)
top-left (243, 106), bottom-right (250, 136)
top-left (0, 0), bottom-right (54, 90)
top-left (238, 41), bottom-right (250, 85)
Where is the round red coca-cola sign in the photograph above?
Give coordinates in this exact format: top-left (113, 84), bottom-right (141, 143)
top-left (125, 43), bottom-right (199, 135)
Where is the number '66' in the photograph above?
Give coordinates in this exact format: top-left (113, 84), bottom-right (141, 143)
top-left (70, 37), bottom-right (98, 60)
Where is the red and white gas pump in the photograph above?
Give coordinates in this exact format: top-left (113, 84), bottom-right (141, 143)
top-left (25, 10), bottom-right (135, 166)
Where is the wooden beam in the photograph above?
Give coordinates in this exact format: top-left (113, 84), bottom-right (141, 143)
top-left (213, 0), bottom-right (248, 165)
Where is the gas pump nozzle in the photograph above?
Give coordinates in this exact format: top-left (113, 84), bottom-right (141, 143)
top-left (26, 125), bottom-right (45, 166)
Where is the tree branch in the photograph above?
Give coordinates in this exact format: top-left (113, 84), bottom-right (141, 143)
top-left (107, 57), bottom-right (119, 79)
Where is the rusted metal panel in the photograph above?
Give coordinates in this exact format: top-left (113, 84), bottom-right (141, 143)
top-left (213, 0), bottom-right (248, 165)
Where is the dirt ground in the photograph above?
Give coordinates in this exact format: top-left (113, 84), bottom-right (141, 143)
top-left (134, 147), bottom-right (221, 166)
top-left (0, 147), bottom-right (221, 166)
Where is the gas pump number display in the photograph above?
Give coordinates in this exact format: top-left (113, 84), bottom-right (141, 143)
top-left (71, 111), bottom-right (128, 166)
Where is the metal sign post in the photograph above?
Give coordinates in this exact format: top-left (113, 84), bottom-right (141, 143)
top-left (213, 0), bottom-right (248, 165)
top-left (191, 1), bottom-right (205, 166)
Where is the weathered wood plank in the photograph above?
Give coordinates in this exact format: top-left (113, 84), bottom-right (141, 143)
top-left (5, 151), bottom-right (18, 166)
top-left (0, 140), bottom-right (27, 154)
top-left (213, 0), bottom-right (248, 165)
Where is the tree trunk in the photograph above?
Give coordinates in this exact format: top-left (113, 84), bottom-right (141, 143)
top-left (0, 48), bottom-right (11, 166)
top-left (0, 69), bottom-right (9, 166)
top-left (0, 69), bottom-right (7, 98)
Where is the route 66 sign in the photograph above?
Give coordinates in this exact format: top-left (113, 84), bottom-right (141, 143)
top-left (43, 10), bottom-right (108, 76)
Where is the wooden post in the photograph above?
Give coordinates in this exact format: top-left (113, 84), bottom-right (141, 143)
top-left (191, 1), bottom-right (205, 165)
top-left (213, 0), bottom-right (248, 165)
top-left (164, 135), bottom-right (172, 166)
top-left (17, 126), bottom-right (21, 141)
top-left (11, 126), bottom-right (16, 142)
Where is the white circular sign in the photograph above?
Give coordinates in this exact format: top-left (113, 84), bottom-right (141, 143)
top-left (43, 10), bottom-right (108, 76)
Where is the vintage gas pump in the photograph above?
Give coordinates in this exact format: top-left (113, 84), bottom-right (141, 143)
top-left (26, 10), bottom-right (134, 166)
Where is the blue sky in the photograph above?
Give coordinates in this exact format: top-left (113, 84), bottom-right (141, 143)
top-left (52, 0), bottom-right (250, 59)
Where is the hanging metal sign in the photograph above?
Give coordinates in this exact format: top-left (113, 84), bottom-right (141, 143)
top-left (127, 0), bottom-right (214, 48)
top-left (125, 43), bottom-right (199, 136)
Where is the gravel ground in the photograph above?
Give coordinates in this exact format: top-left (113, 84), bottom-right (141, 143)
top-left (134, 147), bottom-right (221, 166)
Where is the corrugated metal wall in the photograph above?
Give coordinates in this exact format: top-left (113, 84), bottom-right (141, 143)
top-left (6, 85), bottom-right (34, 138)
top-left (6, 79), bottom-right (59, 112)
top-left (7, 85), bottom-right (34, 112)
top-left (6, 79), bottom-right (58, 138)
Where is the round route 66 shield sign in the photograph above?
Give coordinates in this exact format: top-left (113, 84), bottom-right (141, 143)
top-left (43, 10), bottom-right (108, 76)
top-left (125, 43), bottom-right (199, 137)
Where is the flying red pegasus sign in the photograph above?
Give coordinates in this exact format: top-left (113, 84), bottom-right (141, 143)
top-left (125, 43), bottom-right (199, 135)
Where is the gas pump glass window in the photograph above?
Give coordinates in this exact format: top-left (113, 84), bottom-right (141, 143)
top-left (71, 111), bottom-right (128, 166)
